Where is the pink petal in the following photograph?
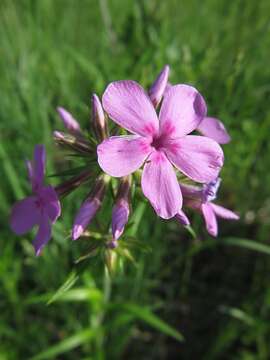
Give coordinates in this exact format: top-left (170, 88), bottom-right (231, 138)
top-left (40, 186), bottom-right (61, 223)
top-left (111, 199), bottom-right (130, 240)
top-left (57, 107), bottom-right (82, 135)
top-left (97, 135), bottom-right (152, 177)
top-left (10, 196), bottom-right (39, 235)
top-left (159, 84), bottom-right (207, 138)
top-left (33, 215), bottom-right (52, 256)
top-left (175, 209), bottom-right (190, 226)
top-left (149, 65), bottom-right (170, 108)
top-left (141, 151), bottom-right (182, 219)
top-left (201, 203), bottom-right (218, 237)
top-left (102, 80), bottom-right (159, 137)
top-left (72, 198), bottom-right (101, 240)
top-left (33, 144), bottom-right (46, 190)
top-left (210, 203), bottom-right (239, 220)
top-left (197, 117), bottom-right (231, 144)
top-left (166, 135), bottom-right (224, 183)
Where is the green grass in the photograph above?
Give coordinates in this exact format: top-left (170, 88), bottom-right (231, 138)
top-left (1, 0), bottom-right (270, 358)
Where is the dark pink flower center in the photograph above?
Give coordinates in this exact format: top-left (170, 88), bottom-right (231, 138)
top-left (151, 133), bottom-right (169, 151)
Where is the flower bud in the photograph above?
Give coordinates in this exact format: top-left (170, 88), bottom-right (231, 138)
top-left (111, 176), bottom-right (131, 241)
top-left (72, 176), bottom-right (106, 240)
top-left (53, 130), bottom-right (92, 154)
top-left (55, 170), bottom-right (92, 198)
top-left (57, 107), bottom-right (82, 135)
top-left (92, 94), bottom-right (107, 140)
top-left (149, 65), bottom-right (170, 108)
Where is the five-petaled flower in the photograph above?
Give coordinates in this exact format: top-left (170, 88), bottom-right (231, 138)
top-left (97, 80), bottom-right (224, 219)
top-left (10, 145), bottom-right (61, 255)
top-left (180, 178), bottom-right (239, 236)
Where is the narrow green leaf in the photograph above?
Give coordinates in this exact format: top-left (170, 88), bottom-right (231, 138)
top-left (30, 329), bottom-right (96, 360)
top-left (220, 238), bottom-right (270, 255)
top-left (47, 271), bottom-right (79, 305)
top-left (122, 303), bottom-right (184, 342)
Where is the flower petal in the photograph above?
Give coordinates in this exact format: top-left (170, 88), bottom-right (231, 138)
top-left (72, 198), bottom-right (101, 240)
top-left (197, 117), bottom-right (231, 144)
top-left (33, 215), bottom-right (52, 256)
top-left (97, 135), bottom-right (152, 177)
top-left (159, 84), bottom-right (207, 138)
top-left (201, 203), bottom-right (218, 237)
top-left (33, 144), bottom-right (46, 190)
top-left (141, 151), bottom-right (182, 219)
top-left (149, 65), bottom-right (170, 108)
top-left (10, 196), bottom-right (39, 235)
top-left (102, 80), bottom-right (159, 137)
top-left (175, 209), bottom-right (190, 226)
top-left (40, 186), bottom-right (61, 223)
top-left (166, 135), bottom-right (224, 183)
top-left (210, 203), bottom-right (239, 220)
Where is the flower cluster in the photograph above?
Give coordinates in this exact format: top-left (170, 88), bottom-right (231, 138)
top-left (10, 65), bottom-right (239, 256)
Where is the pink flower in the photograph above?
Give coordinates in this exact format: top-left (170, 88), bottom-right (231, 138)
top-left (180, 178), bottom-right (239, 236)
top-left (10, 145), bottom-right (61, 255)
top-left (97, 80), bottom-right (224, 219)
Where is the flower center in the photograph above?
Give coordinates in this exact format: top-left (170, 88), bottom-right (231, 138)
top-left (202, 178), bottom-right (221, 203)
top-left (151, 134), bottom-right (168, 151)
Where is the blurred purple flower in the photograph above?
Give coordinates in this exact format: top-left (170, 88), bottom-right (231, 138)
top-left (97, 80), bottom-right (223, 219)
top-left (181, 178), bottom-right (239, 237)
top-left (10, 145), bottom-right (61, 255)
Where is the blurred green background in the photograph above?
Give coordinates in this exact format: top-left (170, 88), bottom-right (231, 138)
top-left (1, 0), bottom-right (270, 359)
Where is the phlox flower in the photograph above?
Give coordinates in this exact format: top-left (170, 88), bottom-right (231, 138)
top-left (10, 145), bottom-right (61, 255)
top-left (180, 178), bottom-right (239, 236)
top-left (97, 80), bottom-right (224, 219)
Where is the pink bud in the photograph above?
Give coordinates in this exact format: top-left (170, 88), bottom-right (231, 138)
top-left (112, 199), bottom-right (130, 241)
top-left (149, 65), bottom-right (170, 108)
top-left (92, 94), bottom-right (107, 140)
top-left (72, 177), bottom-right (106, 240)
top-left (57, 107), bottom-right (82, 135)
top-left (111, 176), bottom-right (131, 241)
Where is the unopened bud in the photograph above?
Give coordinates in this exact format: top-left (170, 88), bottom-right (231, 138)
top-left (111, 176), bottom-right (131, 241)
top-left (149, 65), bottom-right (170, 108)
top-left (53, 130), bottom-right (92, 154)
top-left (72, 176), bottom-right (106, 240)
top-left (55, 170), bottom-right (92, 198)
top-left (57, 107), bottom-right (82, 135)
top-left (92, 94), bottom-right (108, 140)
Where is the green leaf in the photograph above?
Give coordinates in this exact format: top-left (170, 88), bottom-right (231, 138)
top-left (220, 237), bottom-right (270, 255)
top-left (186, 238), bottom-right (270, 258)
top-left (122, 303), bottom-right (184, 342)
top-left (47, 271), bottom-right (79, 305)
top-left (30, 329), bottom-right (97, 360)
